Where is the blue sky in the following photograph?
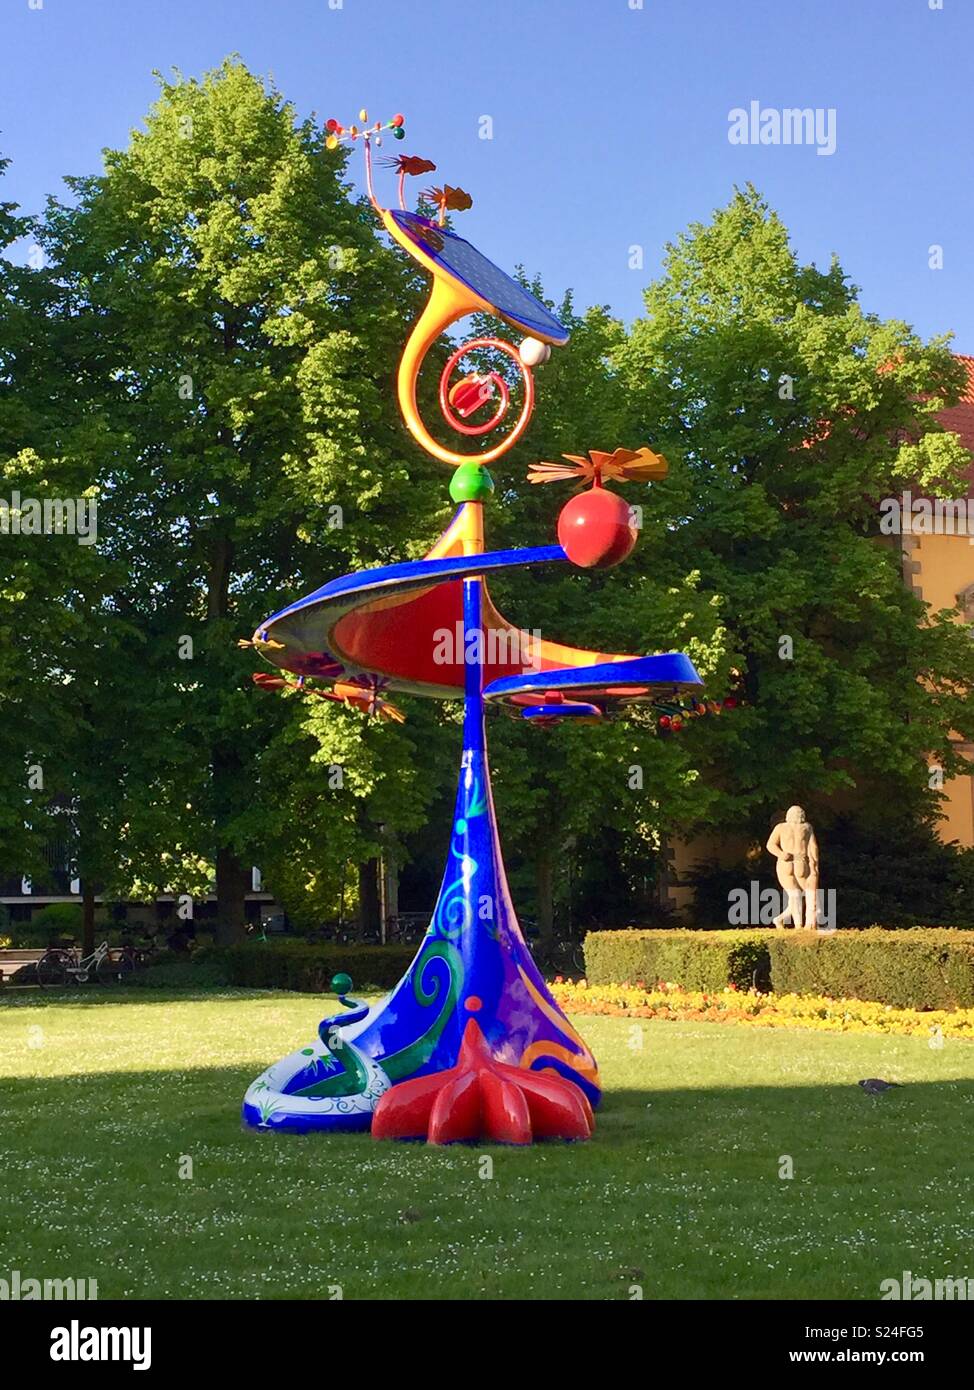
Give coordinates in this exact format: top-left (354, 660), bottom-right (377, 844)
top-left (2, 0), bottom-right (972, 350)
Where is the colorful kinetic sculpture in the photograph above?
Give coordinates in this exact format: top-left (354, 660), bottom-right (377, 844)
top-left (241, 111), bottom-right (705, 1143)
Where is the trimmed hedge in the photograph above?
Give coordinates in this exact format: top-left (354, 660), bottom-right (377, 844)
top-left (583, 929), bottom-right (770, 992)
top-left (584, 927), bottom-right (974, 1010)
top-left (133, 957), bottom-right (233, 989)
top-left (204, 941), bottom-right (415, 993)
top-left (767, 928), bottom-right (974, 1010)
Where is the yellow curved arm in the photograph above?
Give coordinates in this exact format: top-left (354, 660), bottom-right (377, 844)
top-left (382, 208), bottom-right (535, 469)
top-left (397, 275), bottom-right (488, 467)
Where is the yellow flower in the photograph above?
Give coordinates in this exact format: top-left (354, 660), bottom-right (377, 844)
top-left (549, 982), bottom-right (974, 1040)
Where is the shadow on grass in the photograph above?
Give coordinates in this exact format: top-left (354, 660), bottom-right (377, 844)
top-left (0, 984), bottom-right (292, 1008)
top-left (3, 1054), bottom-right (974, 1299)
top-left (4, 1059), bottom-right (974, 1140)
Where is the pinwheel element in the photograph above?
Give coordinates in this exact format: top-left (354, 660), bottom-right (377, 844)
top-left (330, 676), bottom-right (406, 723)
top-left (251, 671), bottom-right (288, 691)
top-left (381, 154), bottom-right (436, 176)
top-left (251, 671), bottom-right (405, 723)
top-left (381, 154), bottom-right (438, 211)
top-left (521, 689), bottom-right (604, 727)
top-left (424, 183), bottom-right (474, 224)
top-left (371, 1015), bottom-right (595, 1145)
top-left (528, 445), bottom-right (668, 486)
top-left (325, 110), bottom-right (405, 149)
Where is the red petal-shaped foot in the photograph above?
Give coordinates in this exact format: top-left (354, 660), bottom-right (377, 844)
top-left (371, 1071), bottom-right (443, 1141)
top-left (428, 1070), bottom-right (482, 1144)
top-left (372, 1018), bottom-right (596, 1145)
top-left (479, 1069), bottom-right (532, 1145)
top-left (515, 1067), bottom-right (594, 1140)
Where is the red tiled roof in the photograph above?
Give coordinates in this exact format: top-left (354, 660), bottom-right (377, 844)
top-left (938, 354), bottom-right (974, 441)
top-left (937, 354), bottom-right (974, 494)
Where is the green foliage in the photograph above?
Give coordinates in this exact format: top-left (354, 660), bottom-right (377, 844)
top-left (825, 818), bottom-right (974, 928)
top-left (27, 904), bottom-right (84, 940)
top-left (204, 940), bottom-right (415, 992)
top-left (767, 928), bottom-right (974, 1009)
top-left (584, 928), bottom-right (769, 990)
top-left (615, 185), bottom-right (974, 837)
top-left (682, 858), bottom-right (764, 928)
top-left (685, 816), bottom-right (974, 928)
top-left (585, 926), bottom-right (974, 1009)
top-left (4, 60), bottom-right (443, 939)
top-left (133, 956), bottom-right (232, 989)
top-left (238, 692), bottom-right (455, 930)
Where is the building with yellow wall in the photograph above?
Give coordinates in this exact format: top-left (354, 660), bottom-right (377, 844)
top-left (900, 353), bottom-right (974, 848)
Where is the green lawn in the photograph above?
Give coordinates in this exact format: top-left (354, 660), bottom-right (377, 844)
top-left (2, 986), bottom-right (973, 1300)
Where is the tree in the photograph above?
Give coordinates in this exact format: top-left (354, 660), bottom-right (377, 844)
top-left (231, 688), bottom-right (454, 934)
top-left (615, 185), bottom-right (974, 842)
top-left (29, 60), bottom-right (444, 940)
top-left (0, 154), bottom-right (42, 878)
top-left (0, 156), bottom-right (124, 918)
top-left (457, 293), bottom-right (729, 935)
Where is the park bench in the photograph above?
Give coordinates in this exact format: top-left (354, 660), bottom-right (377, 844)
top-left (0, 949), bottom-right (44, 984)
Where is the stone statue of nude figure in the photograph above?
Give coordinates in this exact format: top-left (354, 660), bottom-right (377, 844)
top-left (766, 805), bottom-right (819, 929)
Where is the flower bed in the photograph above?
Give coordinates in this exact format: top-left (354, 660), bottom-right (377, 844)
top-left (550, 978), bottom-right (974, 1040)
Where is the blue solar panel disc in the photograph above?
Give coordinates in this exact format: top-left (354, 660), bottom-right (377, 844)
top-left (389, 209), bottom-right (569, 345)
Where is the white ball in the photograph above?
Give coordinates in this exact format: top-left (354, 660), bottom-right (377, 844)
top-left (518, 336), bottom-right (551, 368)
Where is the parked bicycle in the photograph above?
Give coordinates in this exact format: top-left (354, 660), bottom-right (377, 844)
top-left (117, 935), bottom-right (161, 969)
top-left (305, 922), bottom-right (357, 945)
top-left (527, 931), bottom-right (587, 977)
top-left (247, 913), bottom-right (294, 944)
top-left (385, 913), bottom-right (428, 945)
top-left (36, 940), bottom-right (136, 988)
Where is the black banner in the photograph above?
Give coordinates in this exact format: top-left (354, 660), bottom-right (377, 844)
top-left (2, 1299), bottom-right (967, 1374)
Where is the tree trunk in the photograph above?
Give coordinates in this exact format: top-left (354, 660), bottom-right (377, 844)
top-left (358, 859), bottom-right (381, 938)
top-left (206, 525), bottom-right (249, 944)
top-left (214, 845), bottom-right (249, 946)
top-left (536, 845), bottom-right (555, 945)
top-left (380, 844), bottom-right (398, 943)
top-left (82, 882), bottom-right (96, 956)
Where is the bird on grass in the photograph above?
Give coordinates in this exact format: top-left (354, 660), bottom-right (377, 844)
top-left (858, 1078), bottom-right (902, 1095)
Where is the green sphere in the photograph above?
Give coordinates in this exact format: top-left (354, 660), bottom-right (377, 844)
top-left (331, 972), bottom-right (353, 996)
top-left (450, 462), bottom-right (494, 504)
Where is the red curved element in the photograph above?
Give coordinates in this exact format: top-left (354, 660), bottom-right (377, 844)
top-left (371, 1017), bottom-right (595, 1145)
top-left (449, 375), bottom-right (493, 418)
top-left (439, 338), bottom-right (531, 440)
top-left (446, 371), bottom-right (509, 434)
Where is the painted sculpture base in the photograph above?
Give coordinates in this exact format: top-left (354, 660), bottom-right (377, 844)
top-left (242, 576), bottom-right (601, 1141)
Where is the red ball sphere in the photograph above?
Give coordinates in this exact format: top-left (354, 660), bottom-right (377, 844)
top-left (557, 485), bottom-right (637, 569)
